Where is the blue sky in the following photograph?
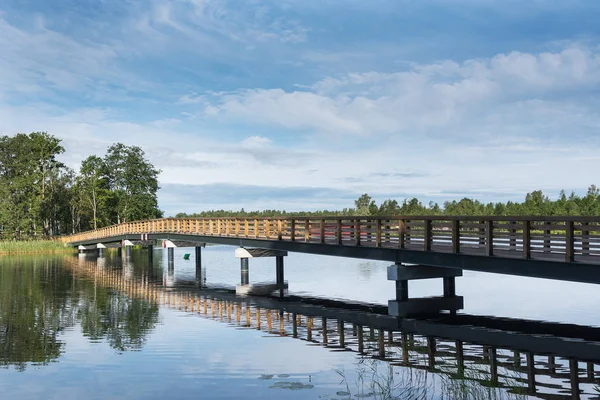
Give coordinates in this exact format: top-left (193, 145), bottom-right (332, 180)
top-left (1, 0), bottom-right (600, 215)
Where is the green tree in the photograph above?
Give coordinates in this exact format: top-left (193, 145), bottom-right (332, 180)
top-left (354, 193), bottom-right (377, 216)
top-left (78, 156), bottom-right (110, 230)
top-left (378, 199), bottom-right (400, 215)
top-left (104, 143), bottom-right (163, 223)
top-left (0, 132), bottom-right (65, 237)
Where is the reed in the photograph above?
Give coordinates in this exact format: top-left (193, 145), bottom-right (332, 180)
top-left (0, 240), bottom-right (74, 255)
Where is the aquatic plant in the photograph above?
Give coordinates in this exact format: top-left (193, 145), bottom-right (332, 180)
top-left (0, 240), bottom-right (74, 255)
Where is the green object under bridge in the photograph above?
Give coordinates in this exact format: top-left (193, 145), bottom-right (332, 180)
top-left (183, 253), bottom-right (190, 260)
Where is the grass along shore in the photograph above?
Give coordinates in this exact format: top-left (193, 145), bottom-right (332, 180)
top-left (0, 240), bottom-right (75, 255)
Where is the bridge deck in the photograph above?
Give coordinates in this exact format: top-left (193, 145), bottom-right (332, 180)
top-left (60, 216), bottom-right (600, 283)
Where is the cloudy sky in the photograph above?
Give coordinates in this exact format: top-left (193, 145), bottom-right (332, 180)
top-left (1, 0), bottom-right (599, 215)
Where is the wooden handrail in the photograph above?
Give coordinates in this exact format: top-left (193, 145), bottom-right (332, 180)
top-left (58, 216), bottom-right (600, 265)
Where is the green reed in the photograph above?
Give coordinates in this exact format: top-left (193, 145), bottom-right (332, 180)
top-left (0, 240), bottom-right (74, 255)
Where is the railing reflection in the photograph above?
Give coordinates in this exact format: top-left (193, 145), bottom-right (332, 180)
top-left (67, 255), bottom-right (600, 399)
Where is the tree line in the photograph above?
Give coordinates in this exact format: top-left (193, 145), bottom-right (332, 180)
top-left (176, 188), bottom-right (600, 219)
top-left (0, 132), bottom-right (162, 239)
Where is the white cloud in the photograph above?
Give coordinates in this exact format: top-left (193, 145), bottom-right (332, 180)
top-left (203, 46), bottom-right (600, 139)
top-left (2, 0), bottom-right (600, 212)
top-left (241, 136), bottom-right (272, 149)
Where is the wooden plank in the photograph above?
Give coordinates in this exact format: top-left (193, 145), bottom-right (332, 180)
top-left (355, 219), bottom-right (361, 246)
top-left (320, 219), bottom-right (325, 244)
top-left (337, 220), bottom-right (343, 245)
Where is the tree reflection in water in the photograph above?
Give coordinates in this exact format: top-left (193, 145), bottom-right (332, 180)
top-left (0, 256), bottom-right (159, 370)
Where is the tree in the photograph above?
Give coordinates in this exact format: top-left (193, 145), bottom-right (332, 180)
top-left (378, 199), bottom-right (400, 215)
top-left (104, 143), bottom-right (163, 223)
top-left (0, 132), bottom-right (65, 237)
top-left (354, 193), bottom-right (377, 216)
top-left (78, 156), bottom-right (110, 230)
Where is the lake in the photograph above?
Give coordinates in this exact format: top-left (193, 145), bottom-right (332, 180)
top-left (1, 246), bottom-right (600, 399)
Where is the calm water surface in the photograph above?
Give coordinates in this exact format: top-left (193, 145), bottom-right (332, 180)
top-left (2, 246), bottom-right (600, 399)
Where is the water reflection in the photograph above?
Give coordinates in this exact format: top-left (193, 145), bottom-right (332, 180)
top-left (3, 253), bottom-right (600, 399)
top-left (0, 258), bottom-right (69, 371)
top-left (0, 256), bottom-right (159, 370)
top-left (69, 256), bottom-right (600, 398)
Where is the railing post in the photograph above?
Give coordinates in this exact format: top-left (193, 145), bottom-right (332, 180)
top-left (509, 221), bottom-right (516, 251)
top-left (355, 219), bottom-right (361, 246)
top-left (398, 219), bottom-right (405, 249)
top-left (486, 220), bottom-right (494, 256)
top-left (523, 220), bottom-right (531, 259)
top-left (582, 222), bottom-right (589, 255)
top-left (290, 220), bottom-right (296, 242)
top-left (376, 219), bottom-right (382, 248)
top-left (337, 219), bottom-right (343, 245)
top-left (452, 219), bottom-right (460, 253)
top-left (320, 219), bottom-right (325, 244)
top-left (544, 221), bottom-right (551, 253)
top-left (424, 219), bottom-right (432, 251)
top-left (277, 220), bottom-right (283, 241)
top-left (566, 220), bottom-right (574, 263)
top-left (235, 219), bottom-right (240, 236)
top-left (304, 220), bottom-right (310, 242)
top-left (254, 219), bottom-right (258, 238)
top-left (265, 219), bottom-right (270, 239)
top-left (244, 220), bottom-right (249, 237)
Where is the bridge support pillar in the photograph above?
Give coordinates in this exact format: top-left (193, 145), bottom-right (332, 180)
top-left (395, 280), bottom-right (408, 301)
top-left (168, 247), bottom-right (174, 264)
top-left (125, 246), bottom-right (132, 258)
top-left (195, 246), bottom-right (203, 287)
top-left (117, 247), bottom-right (122, 257)
top-left (276, 255), bottom-right (284, 298)
top-left (234, 247), bottom-right (288, 296)
top-left (388, 263), bottom-right (463, 317)
top-left (147, 245), bottom-right (153, 264)
top-left (240, 258), bottom-right (249, 285)
top-left (97, 248), bottom-right (104, 258)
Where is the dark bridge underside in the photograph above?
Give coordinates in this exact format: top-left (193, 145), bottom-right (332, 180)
top-left (71, 233), bottom-right (600, 285)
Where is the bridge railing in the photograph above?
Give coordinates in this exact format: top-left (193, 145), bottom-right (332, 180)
top-left (59, 216), bottom-right (600, 263)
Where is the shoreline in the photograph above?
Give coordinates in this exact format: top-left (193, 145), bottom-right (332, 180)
top-left (0, 240), bottom-right (76, 256)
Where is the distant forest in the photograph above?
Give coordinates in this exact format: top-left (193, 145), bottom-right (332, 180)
top-left (0, 132), bottom-right (162, 239)
top-left (175, 189), bottom-right (600, 218)
top-left (2, 132), bottom-right (599, 240)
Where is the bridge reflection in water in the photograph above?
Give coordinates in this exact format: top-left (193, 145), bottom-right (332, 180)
top-left (68, 255), bottom-right (600, 400)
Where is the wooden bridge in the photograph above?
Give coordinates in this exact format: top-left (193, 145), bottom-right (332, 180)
top-left (61, 216), bottom-right (600, 284)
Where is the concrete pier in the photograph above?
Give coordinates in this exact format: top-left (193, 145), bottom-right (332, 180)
top-left (147, 245), bottom-right (153, 264)
top-left (387, 263), bottom-right (463, 317)
top-left (195, 246), bottom-right (202, 286)
top-left (168, 247), bottom-right (174, 264)
top-left (240, 257), bottom-right (249, 285)
top-left (235, 247), bottom-right (288, 296)
top-left (276, 255), bottom-right (284, 298)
